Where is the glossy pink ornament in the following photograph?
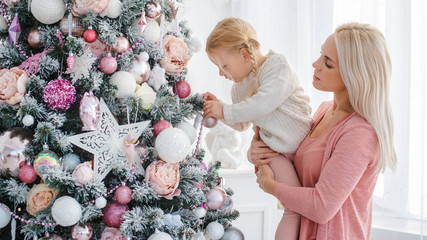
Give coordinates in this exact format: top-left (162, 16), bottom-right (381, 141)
top-left (67, 53), bottom-right (75, 70)
top-left (173, 80), bottom-right (191, 99)
top-left (19, 163), bottom-right (37, 183)
top-left (153, 120), bottom-right (171, 137)
top-left (79, 91), bottom-right (100, 131)
top-left (102, 201), bottom-right (129, 228)
top-left (202, 117), bottom-right (218, 128)
top-left (100, 227), bottom-right (127, 240)
top-left (28, 29), bottom-right (43, 48)
top-left (113, 36), bottom-right (130, 53)
top-left (83, 28), bottom-right (97, 43)
top-left (145, 1), bottom-right (162, 20)
top-left (206, 187), bottom-right (226, 210)
top-left (71, 223), bottom-right (93, 240)
top-left (43, 79), bottom-right (76, 110)
top-left (100, 55), bottom-right (118, 74)
top-left (114, 185), bottom-right (133, 204)
top-left (138, 12), bottom-right (147, 34)
top-left (8, 13), bottom-right (21, 45)
top-left (200, 161), bottom-right (209, 172)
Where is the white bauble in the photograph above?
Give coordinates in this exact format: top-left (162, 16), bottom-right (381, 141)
top-left (141, 19), bottom-right (161, 43)
top-left (109, 71), bottom-right (136, 98)
top-left (0, 16), bottom-right (7, 30)
top-left (189, 37), bottom-right (203, 53)
top-left (155, 128), bottom-right (191, 163)
top-left (51, 196), bottom-right (82, 226)
top-left (105, 0), bottom-right (123, 18)
top-left (206, 222), bottom-right (224, 240)
top-left (0, 203), bottom-right (11, 229)
top-left (22, 114), bottom-right (34, 126)
top-left (61, 153), bottom-right (80, 172)
top-left (191, 232), bottom-right (205, 240)
top-left (194, 206), bottom-right (206, 219)
top-left (147, 231), bottom-right (173, 240)
top-left (176, 121), bottom-right (197, 144)
top-left (95, 196), bottom-right (107, 209)
top-left (31, 0), bottom-right (66, 24)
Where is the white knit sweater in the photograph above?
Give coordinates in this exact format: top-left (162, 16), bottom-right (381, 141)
top-left (222, 50), bottom-right (313, 154)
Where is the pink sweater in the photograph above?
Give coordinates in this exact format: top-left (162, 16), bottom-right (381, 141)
top-left (274, 101), bottom-right (379, 240)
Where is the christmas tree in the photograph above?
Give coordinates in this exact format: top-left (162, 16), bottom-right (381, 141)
top-left (0, 0), bottom-right (243, 239)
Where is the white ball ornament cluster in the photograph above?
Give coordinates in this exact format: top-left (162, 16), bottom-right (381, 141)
top-left (205, 221), bottom-right (224, 240)
top-left (31, 0), bottom-right (66, 24)
top-left (51, 196), bottom-right (82, 226)
top-left (109, 71), bottom-right (136, 98)
top-left (155, 128), bottom-right (191, 163)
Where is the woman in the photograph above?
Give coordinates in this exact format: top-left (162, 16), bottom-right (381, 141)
top-left (249, 23), bottom-right (397, 240)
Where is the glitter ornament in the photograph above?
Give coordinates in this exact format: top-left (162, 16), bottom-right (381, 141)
top-left (102, 201), bottom-right (129, 228)
top-left (175, 121), bottom-right (197, 144)
top-left (109, 71), bottom-right (136, 98)
top-left (113, 36), bottom-right (130, 53)
top-left (0, 203), bottom-right (11, 228)
top-left (147, 231), bottom-right (173, 240)
top-left (19, 163), bottom-right (38, 183)
top-left (61, 153), bottom-right (81, 172)
top-left (33, 143), bottom-right (60, 176)
top-left (51, 196), bottom-right (82, 226)
top-left (221, 227), bottom-right (245, 240)
top-left (72, 162), bottom-right (94, 185)
top-left (173, 80), bottom-right (191, 99)
top-left (194, 206), bottom-right (206, 218)
top-left (28, 29), bottom-right (43, 49)
top-left (83, 27), bottom-right (97, 43)
top-left (145, 1), bottom-right (162, 20)
top-left (206, 187), bottom-right (226, 210)
top-left (206, 221), bottom-right (224, 240)
top-left (155, 128), bottom-right (191, 163)
top-left (114, 185), bottom-right (132, 204)
top-left (71, 223), bottom-right (93, 240)
top-left (79, 91), bottom-right (100, 131)
top-left (100, 55), bottom-right (118, 74)
top-left (153, 120), bottom-right (171, 137)
top-left (95, 197), bottom-right (107, 209)
top-left (43, 79), bottom-right (76, 110)
top-left (67, 53), bottom-right (75, 71)
top-left (59, 15), bottom-right (84, 37)
top-left (22, 114), bottom-right (34, 126)
top-left (31, 0), bottom-right (66, 25)
top-left (202, 117), bottom-right (218, 128)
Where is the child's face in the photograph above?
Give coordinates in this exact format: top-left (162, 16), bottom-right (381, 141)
top-left (209, 48), bottom-right (253, 83)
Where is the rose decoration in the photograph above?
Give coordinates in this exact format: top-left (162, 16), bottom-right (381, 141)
top-left (0, 67), bottom-right (28, 105)
top-left (145, 160), bottom-right (181, 200)
top-left (100, 227), bottom-right (127, 240)
top-left (26, 183), bottom-right (59, 216)
top-left (72, 0), bottom-right (109, 16)
top-left (159, 35), bottom-right (190, 73)
top-left (4, 0), bottom-right (21, 6)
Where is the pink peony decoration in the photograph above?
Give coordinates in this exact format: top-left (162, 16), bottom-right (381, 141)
top-left (159, 35), bottom-right (190, 73)
top-left (100, 227), bottom-right (127, 240)
top-left (4, 0), bottom-right (21, 6)
top-left (43, 79), bottom-right (76, 110)
top-left (145, 160), bottom-right (181, 200)
top-left (72, 0), bottom-right (109, 16)
top-left (0, 67), bottom-right (28, 105)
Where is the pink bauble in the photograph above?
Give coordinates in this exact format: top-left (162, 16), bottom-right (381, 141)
top-left (28, 29), bottom-right (43, 48)
top-left (202, 117), bottom-right (218, 128)
top-left (200, 161), bottom-right (209, 172)
top-left (43, 79), bottom-right (76, 110)
top-left (206, 187), bottom-right (226, 210)
top-left (145, 1), bottom-right (162, 20)
top-left (153, 120), bottom-right (171, 137)
top-left (173, 81), bottom-right (191, 99)
top-left (71, 223), bottom-right (93, 240)
top-left (100, 56), bottom-right (118, 74)
top-left (102, 201), bottom-right (129, 228)
top-left (114, 185), bottom-right (133, 204)
top-left (19, 164), bottom-right (38, 183)
top-left (83, 29), bottom-right (97, 43)
top-left (113, 36), bottom-right (130, 53)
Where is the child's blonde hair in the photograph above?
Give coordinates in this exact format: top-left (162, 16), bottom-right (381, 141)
top-left (334, 22), bottom-right (397, 173)
top-left (206, 17), bottom-right (260, 95)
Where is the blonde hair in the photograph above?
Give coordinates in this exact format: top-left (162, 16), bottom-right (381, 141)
top-left (334, 22), bottom-right (397, 173)
top-left (206, 17), bottom-right (260, 96)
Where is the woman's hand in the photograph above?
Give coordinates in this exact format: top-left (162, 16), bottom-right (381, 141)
top-left (203, 100), bottom-right (224, 119)
top-left (201, 92), bottom-right (218, 102)
top-left (256, 164), bottom-right (277, 195)
top-left (247, 127), bottom-right (279, 166)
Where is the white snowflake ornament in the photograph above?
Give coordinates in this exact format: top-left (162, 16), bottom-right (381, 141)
top-left (148, 64), bottom-right (167, 91)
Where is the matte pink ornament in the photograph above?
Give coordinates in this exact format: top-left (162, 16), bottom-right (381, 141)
top-left (100, 55), bottom-right (118, 74)
top-left (102, 201), bottom-right (129, 228)
top-left (114, 185), bottom-right (133, 204)
top-left (173, 80), bottom-right (191, 99)
top-left (153, 120), bottom-right (171, 137)
top-left (206, 187), bottom-right (226, 210)
top-left (19, 164), bottom-right (37, 183)
top-left (71, 223), bottom-right (93, 240)
top-left (202, 117), bottom-right (218, 128)
top-left (67, 53), bottom-right (75, 71)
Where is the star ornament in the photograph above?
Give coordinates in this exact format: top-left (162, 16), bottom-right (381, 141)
top-left (8, 13), bottom-right (21, 45)
top-left (68, 99), bottom-right (149, 181)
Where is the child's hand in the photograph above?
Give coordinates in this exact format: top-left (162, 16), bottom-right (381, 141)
top-left (203, 101), bottom-right (224, 119)
top-left (201, 92), bottom-right (218, 102)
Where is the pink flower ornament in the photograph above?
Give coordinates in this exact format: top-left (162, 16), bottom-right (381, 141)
top-left (0, 67), bottom-right (28, 105)
top-left (145, 160), bottom-right (181, 199)
top-left (159, 35), bottom-right (190, 73)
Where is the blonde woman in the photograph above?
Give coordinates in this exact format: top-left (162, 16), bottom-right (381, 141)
top-left (202, 17), bottom-right (313, 239)
top-left (251, 23), bottom-right (397, 240)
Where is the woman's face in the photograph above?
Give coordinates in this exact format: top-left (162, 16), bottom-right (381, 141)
top-left (312, 35), bottom-right (347, 92)
top-left (209, 48), bottom-right (252, 83)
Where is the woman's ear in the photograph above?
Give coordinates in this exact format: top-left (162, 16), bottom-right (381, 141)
top-left (240, 48), bottom-right (251, 63)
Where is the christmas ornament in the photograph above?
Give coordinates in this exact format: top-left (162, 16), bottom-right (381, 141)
top-left (141, 19), bottom-right (161, 42)
top-left (221, 227), bottom-right (245, 240)
top-left (68, 99), bottom-right (149, 180)
top-left (113, 36), bottom-right (130, 53)
top-left (84, 39), bottom-right (111, 60)
top-left (0, 16), bottom-right (7, 30)
top-left (51, 196), bottom-right (82, 227)
top-left (194, 206), bottom-right (206, 219)
top-left (4, 0), bottom-right (22, 6)
top-left (160, 35), bottom-right (190, 73)
top-left (137, 12), bottom-right (147, 34)
top-left (206, 187), bottom-right (226, 210)
top-left (147, 230), bottom-right (173, 240)
top-left (114, 185), bottom-right (132, 204)
top-left (155, 128), bottom-right (191, 163)
top-left (173, 80), bottom-right (191, 99)
top-left (129, 53), bottom-right (151, 84)
top-left (33, 143), bottom-right (60, 176)
top-left (200, 161), bottom-right (209, 172)
top-left (153, 120), bottom-right (171, 137)
top-left (0, 67), bottom-right (29, 105)
top-left (8, 14), bottom-right (21, 45)
top-left (205, 221), bottom-right (224, 240)
top-left (146, 160), bottom-right (181, 199)
top-left (69, 51), bottom-right (97, 82)
top-left (72, 162), bottom-right (94, 185)
top-left (19, 51), bottom-right (46, 76)
top-left (109, 71), bottom-right (136, 98)
top-left (219, 195), bottom-right (234, 213)
top-left (71, 223), bottom-right (93, 240)
top-left (22, 114), bottom-right (34, 126)
top-left (43, 79), bottom-right (76, 110)
top-left (175, 121), bottom-right (197, 144)
top-left (145, 1), bottom-right (162, 20)
top-left (39, 234), bottom-right (64, 240)
top-left (67, 52), bottom-right (75, 70)
top-left (28, 28), bottom-right (43, 49)
top-left (19, 163), bottom-right (37, 183)
top-left (72, 0), bottom-right (109, 17)
top-left (202, 117), bottom-right (218, 128)
top-left (59, 15), bottom-right (84, 37)
top-left (191, 232), bottom-right (205, 240)
top-left (83, 27), bottom-right (97, 43)
top-left (0, 203), bottom-right (11, 228)
top-left (163, 214), bottom-right (182, 227)
top-left (104, 0), bottom-right (123, 18)
top-left (0, 128), bottom-right (32, 176)
top-left (102, 201), bottom-right (129, 228)
top-left (100, 55), bottom-right (118, 74)
top-left (31, 0), bottom-right (66, 24)
top-left (134, 83), bottom-right (156, 110)
top-left (26, 184), bottom-right (59, 216)
top-left (61, 153), bottom-right (81, 171)
top-left (189, 37), bottom-right (203, 53)
top-left (148, 64), bottom-right (167, 91)
top-left (95, 196), bottom-right (107, 209)
top-left (100, 227), bottom-right (126, 240)
top-left (79, 91), bottom-right (100, 131)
